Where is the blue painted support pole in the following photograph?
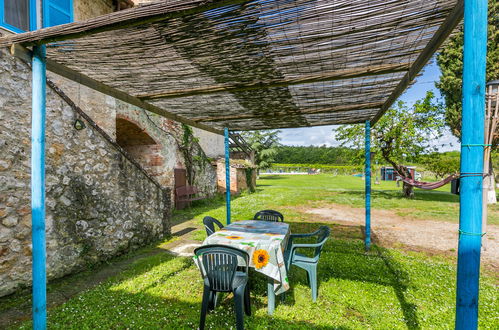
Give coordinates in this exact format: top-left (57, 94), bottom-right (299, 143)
top-left (364, 120), bottom-right (371, 251)
top-left (456, 0), bottom-right (488, 328)
top-left (31, 44), bottom-right (47, 330)
top-left (224, 128), bottom-right (231, 224)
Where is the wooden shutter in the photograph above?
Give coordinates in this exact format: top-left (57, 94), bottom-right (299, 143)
top-left (43, 0), bottom-right (72, 28)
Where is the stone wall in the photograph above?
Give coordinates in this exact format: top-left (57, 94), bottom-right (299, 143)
top-left (0, 50), bottom-right (171, 297)
top-left (74, 0), bottom-right (115, 21)
top-left (192, 127), bottom-right (225, 159)
top-left (216, 161), bottom-right (256, 194)
top-left (0, 0), bottom-right (222, 297)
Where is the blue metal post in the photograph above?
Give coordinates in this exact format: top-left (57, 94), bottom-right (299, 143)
top-left (31, 44), bottom-right (47, 330)
top-left (224, 128), bottom-right (231, 224)
top-left (456, 0), bottom-right (488, 328)
top-left (364, 120), bottom-right (371, 251)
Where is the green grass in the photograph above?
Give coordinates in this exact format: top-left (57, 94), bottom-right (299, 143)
top-left (8, 174), bottom-right (499, 329)
top-left (174, 175), bottom-right (498, 239)
top-left (12, 221), bottom-right (498, 329)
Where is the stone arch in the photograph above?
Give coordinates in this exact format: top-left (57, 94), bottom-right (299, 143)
top-left (115, 116), bottom-right (164, 177)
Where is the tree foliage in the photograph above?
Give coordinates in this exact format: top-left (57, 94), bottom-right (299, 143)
top-left (274, 145), bottom-right (358, 165)
top-left (240, 130), bottom-right (281, 170)
top-left (421, 151), bottom-right (460, 179)
top-left (436, 0), bottom-right (499, 139)
top-left (335, 91), bottom-right (446, 196)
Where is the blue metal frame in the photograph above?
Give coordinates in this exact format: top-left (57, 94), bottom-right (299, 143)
top-left (364, 120), bottom-right (371, 251)
top-left (31, 44), bottom-right (47, 330)
top-left (455, 0), bottom-right (488, 328)
top-left (0, 0), bottom-right (37, 33)
top-left (224, 128), bottom-right (231, 224)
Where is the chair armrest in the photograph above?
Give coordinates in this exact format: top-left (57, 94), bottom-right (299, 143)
top-left (290, 229), bottom-right (321, 239)
top-left (290, 241), bottom-right (324, 250)
top-left (287, 237), bottom-right (329, 266)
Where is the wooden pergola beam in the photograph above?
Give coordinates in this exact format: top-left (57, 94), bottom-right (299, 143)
top-left (194, 102), bottom-right (383, 123)
top-left (372, 0), bottom-right (464, 124)
top-left (10, 45), bottom-right (224, 135)
top-left (0, 0), bottom-right (249, 48)
top-left (137, 65), bottom-right (407, 100)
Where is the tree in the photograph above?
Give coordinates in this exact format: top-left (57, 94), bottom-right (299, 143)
top-left (335, 91), bottom-right (446, 197)
top-left (240, 130), bottom-right (281, 172)
top-left (421, 152), bottom-right (460, 179)
top-left (273, 145), bottom-right (357, 164)
top-left (436, 0), bottom-right (499, 139)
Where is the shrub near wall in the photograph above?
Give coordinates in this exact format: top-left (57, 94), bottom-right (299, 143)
top-left (270, 164), bottom-right (363, 174)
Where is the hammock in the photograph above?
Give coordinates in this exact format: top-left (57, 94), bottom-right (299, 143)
top-left (398, 173), bottom-right (458, 190)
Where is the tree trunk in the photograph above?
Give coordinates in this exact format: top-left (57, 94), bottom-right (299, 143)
top-left (381, 146), bottom-right (414, 198)
top-left (400, 167), bottom-right (414, 198)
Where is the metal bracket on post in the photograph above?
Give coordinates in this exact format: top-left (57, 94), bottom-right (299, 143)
top-left (455, 0), bottom-right (488, 328)
top-left (224, 127), bottom-right (231, 224)
top-left (365, 120), bottom-right (371, 251)
top-left (31, 44), bottom-right (47, 330)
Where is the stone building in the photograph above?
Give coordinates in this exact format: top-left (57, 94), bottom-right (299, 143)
top-left (0, 0), bottom-right (224, 297)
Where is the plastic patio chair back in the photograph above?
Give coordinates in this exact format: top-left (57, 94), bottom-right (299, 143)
top-left (194, 245), bottom-right (249, 292)
top-left (253, 210), bottom-right (284, 222)
top-left (314, 226), bottom-right (331, 258)
top-left (203, 216), bottom-right (224, 236)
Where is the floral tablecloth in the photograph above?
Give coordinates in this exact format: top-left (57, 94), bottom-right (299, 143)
top-left (196, 220), bottom-right (290, 294)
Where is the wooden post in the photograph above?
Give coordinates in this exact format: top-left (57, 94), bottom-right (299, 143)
top-left (455, 0), bottom-right (488, 328)
top-left (365, 120), bottom-right (371, 250)
top-left (31, 44), bottom-right (47, 330)
top-left (224, 128), bottom-right (231, 224)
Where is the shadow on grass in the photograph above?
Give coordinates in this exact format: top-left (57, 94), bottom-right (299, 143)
top-left (284, 221), bottom-right (420, 329)
top-left (10, 222), bottom-right (420, 329)
top-left (18, 251), bottom-right (352, 330)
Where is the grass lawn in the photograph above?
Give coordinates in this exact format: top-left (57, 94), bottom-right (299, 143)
top-left (175, 175), bottom-right (498, 242)
top-left (7, 175), bottom-right (498, 329)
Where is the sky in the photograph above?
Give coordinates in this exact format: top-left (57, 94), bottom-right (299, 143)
top-left (278, 59), bottom-right (460, 152)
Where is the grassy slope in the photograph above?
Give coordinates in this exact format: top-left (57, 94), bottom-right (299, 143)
top-left (10, 175), bottom-right (499, 329)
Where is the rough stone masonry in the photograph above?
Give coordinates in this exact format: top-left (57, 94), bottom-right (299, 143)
top-left (0, 49), bottom-right (171, 297)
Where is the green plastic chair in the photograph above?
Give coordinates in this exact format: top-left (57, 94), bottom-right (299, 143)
top-left (285, 226), bottom-right (330, 302)
top-left (194, 244), bottom-right (251, 330)
top-left (203, 216), bottom-right (224, 236)
top-left (253, 210), bottom-right (284, 222)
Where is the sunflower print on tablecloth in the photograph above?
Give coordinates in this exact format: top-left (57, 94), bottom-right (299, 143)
top-left (226, 235), bottom-right (243, 240)
top-left (253, 249), bottom-right (270, 269)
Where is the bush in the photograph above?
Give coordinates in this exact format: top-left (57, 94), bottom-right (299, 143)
top-left (269, 163), bottom-right (363, 175)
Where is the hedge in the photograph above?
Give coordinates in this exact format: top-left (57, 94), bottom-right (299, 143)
top-left (268, 163), bottom-right (363, 175)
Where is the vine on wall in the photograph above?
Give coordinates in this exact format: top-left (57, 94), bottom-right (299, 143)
top-left (180, 124), bottom-right (211, 185)
top-left (142, 108), bottom-right (212, 186)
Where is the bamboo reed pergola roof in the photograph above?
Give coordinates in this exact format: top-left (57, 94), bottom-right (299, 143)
top-left (0, 0), bottom-right (463, 134)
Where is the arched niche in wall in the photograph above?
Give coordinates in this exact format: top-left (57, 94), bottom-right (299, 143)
top-left (115, 117), bottom-right (164, 176)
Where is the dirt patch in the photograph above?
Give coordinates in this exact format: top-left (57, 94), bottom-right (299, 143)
top-left (300, 203), bottom-right (498, 270)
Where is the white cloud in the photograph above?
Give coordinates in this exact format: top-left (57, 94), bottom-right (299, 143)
top-left (279, 126), bottom-right (460, 152)
top-left (278, 125), bottom-right (340, 147)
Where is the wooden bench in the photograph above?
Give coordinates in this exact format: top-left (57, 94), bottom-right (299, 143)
top-left (175, 185), bottom-right (206, 209)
